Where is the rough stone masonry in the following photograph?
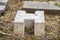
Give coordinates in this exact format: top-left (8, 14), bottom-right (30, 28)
top-left (0, 0), bottom-right (9, 16)
top-left (13, 10), bottom-right (45, 37)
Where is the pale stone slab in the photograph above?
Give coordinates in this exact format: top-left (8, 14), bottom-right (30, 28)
top-left (0, 0), bottom-right (9, 16)
top-left (23, 1), bottom-right (60, 10)
top-left (0, 0), bottom-right (9, 5)
top-left (34, 23), bottom-right (45, 36)
top-left (35, 11), bottom-right (45, 23)
top-left (13, 10), bottom-right (45, 37)
top-left (14, 10), bottom-right (45, 23)
top-left (14, 10), bottom-right (26, 23)
top-left (14, 23), bottom-right (25, 37)
top-left (0, 5), bottom-right (6, 11)
top-left (0, 5), bottom-right (6, 16)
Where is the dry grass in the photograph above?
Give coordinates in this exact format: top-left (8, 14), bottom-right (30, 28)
top-left (0, 0), bottom-right (60, 40)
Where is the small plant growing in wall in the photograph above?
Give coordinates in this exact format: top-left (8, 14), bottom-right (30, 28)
top-left (54, 2), bottom-right (60, 7)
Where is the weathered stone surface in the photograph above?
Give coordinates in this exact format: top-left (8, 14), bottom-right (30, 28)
top-left (0, 0), bottom-right (9, 5)
top-left (14, 23), bottom-right (25, 37)
top-left (34, 23), bottom-right (45, 36)
top-left (0, 5), bottom-right (6, 16)
top-left (13, 10), bottom-right (45, 37)
top-left (0, 0), bottom-right (9, 16)
top-left (23, 1), bottom-right (60, 10)
top-left (14, 10), bottom-right (45, 23)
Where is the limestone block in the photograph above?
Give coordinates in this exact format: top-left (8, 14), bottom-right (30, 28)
top-left (0, 0), bottom-right (9, 5)
top-left (0, 0), bottom-right (9, 16)
top-left (34, 23), bottom-right (45, 36)
top-left (0, 5), bottom-right (6, 16)
top-left (23, 1), bottom-right (60, 11)
top-left (13, 10), bottom-right (45, 37)
top-left (14, 23), bottom-right (25, 37)
top-left (34, 11), bottom-right (45, 36)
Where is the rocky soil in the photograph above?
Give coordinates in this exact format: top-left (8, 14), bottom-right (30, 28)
top-left (0, 0), bottom-right (60, 40)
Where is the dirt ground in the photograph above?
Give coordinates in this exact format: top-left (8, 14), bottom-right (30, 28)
top-left (0, 0), bottom-right (60, 40)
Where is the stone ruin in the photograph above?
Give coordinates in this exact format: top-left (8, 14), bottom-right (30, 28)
top-left (13, 10), bottom-right (45, 37)
top-left (0, 0), bottom-right (9, 16)
top-left (13, 1), bottom-right (60, 38)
